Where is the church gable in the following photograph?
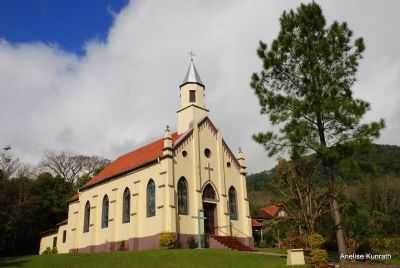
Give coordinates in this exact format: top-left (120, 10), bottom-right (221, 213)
top-left (198, 117), bottom-right (240, 171)
top-left (198, 117), bottom-right (218, 137)
top-left (173, 129), bottom-right (194, 154)
top-left (222, 139), bottom-right (240, 170)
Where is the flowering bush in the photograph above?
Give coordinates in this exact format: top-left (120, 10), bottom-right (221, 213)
top-left (160, 232), bottom-right (177, 249)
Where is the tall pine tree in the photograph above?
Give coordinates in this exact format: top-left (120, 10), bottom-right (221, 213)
top-left (250, 3), bottom-right (384, 257)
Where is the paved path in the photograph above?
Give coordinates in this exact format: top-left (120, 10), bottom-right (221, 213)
top-left (250, 251), bottom-right (286, 257)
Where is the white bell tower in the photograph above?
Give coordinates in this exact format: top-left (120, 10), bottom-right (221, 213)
top-left (177, 55), bottom-right (209, 134)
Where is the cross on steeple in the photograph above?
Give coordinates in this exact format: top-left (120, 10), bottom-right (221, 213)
top-left (204, 163), bottom-right (214, 179)
top-left (189, 50), bottom-right (196, 62)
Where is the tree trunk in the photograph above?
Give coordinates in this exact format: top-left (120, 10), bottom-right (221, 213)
top-left (330, 194), bottom-right (347, 262)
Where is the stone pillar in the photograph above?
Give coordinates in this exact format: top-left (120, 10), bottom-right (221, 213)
top-left (71, 199), bottom-right (80, 253)
top-left (192, 123), bottom-right (203, 235)
top-left (91, 194), bottom-right (100, 249)
top-left (110, 187), bottom-right (120, 249)
top-left (216, 131), bottom-right (229, 236)
top-left (131, 181), bottom-right (140, 249)
top-left (161, 125), bottom-right (176, 233)
top-left (237, 148), bottom-right (252, 237)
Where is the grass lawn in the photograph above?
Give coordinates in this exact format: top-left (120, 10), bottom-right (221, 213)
top-left (0, 249), bottom-right (308, 268)
top-left (255, 248), bottom-right (287, 255)
top-left (389, 257), bottom-right (400, 265)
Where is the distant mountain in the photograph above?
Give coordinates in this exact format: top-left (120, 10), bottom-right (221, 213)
top-left (246, 143), bottom-right (400, 195)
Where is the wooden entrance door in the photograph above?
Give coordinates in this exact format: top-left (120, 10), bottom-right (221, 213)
top-left (203, 202), bottom-right (216, 235)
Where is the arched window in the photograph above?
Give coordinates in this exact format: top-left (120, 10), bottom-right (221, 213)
top-left (228, 187), bottom-right (238, 220)
top-left (202, 184), bottom-right (216, 201)
top-left (102, 195), bottom-right (109, 228)
top-left (147, 179), bottom-right (156, 217)
top-left (178, 177), bottom-right (188, 215)
top-left (62, 230), bottom-right (67, 243)
top-left (122, 188), bottom-right (131, 223)
top-left (83, 201), bottom-right (90, 233)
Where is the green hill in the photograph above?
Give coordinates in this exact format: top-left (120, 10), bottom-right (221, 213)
top-left (246, 143), bottom-right (400, 210)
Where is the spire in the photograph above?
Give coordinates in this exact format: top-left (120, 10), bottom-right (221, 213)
top-left (181, 52), bottom-right (203, 87)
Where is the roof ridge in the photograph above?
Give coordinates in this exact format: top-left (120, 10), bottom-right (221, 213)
top-left (115, 132), bottom-right (177, 160)
top-left (82, 131), bottom-right (181, 189)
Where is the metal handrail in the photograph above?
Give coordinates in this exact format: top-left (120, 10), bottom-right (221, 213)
top-left (212, 223), bottom-right (248, 238)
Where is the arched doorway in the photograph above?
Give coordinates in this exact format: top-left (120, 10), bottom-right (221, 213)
top-left (202, 183), bottom-right (217, 235)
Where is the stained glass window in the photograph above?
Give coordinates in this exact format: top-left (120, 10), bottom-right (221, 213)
top-left (123, 188), bottom-right (131, 223)
top-left (83, 201), bottom-right (90, 233)
top-left (228, 187), bottom-right (238, 220)
top-left (202, 184), bottom-right (216, 201)
top-left (178, 177), bottom-right (188, 215)
top-left (147, 180), bottom-right (156, 217)
top-left (102, 195), bottom-right (109, 228)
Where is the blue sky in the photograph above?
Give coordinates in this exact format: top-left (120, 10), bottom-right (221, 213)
top-left (0, 1), bottom-right (399, 172)
top-left (0, 0), bottom-right (128, 54)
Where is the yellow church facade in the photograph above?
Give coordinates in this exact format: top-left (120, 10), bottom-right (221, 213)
top-left (39, 59), bottom-right (253, 254)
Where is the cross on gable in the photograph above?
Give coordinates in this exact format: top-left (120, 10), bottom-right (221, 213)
top-left (204, 163), bottom-right (214, 179)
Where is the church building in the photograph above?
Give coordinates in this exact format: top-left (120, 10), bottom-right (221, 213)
top-left (39, 59), bottom-right (253, 254)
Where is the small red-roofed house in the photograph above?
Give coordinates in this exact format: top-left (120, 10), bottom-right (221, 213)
top-left (257, 204), bottom-right (287, 220)
top-left (251, 204), bottom-right (288, 247)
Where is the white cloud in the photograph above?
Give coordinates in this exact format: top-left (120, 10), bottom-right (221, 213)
top-left (0, 0), bottom-right (399, 173)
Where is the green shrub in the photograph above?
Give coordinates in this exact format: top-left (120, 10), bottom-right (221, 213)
top-left (308, 233), bottom-right (325, 249)
top-left (311, 249), bottom-right (328, 268)
top-left (51, 247), bottom-right (58, 255)
top-left (42, 246), bottom-right (58, 255)
top-left (42, 247), bottom-right (52, 255)
top-left (259, 240), bottom-right (268, 248)
top-left (188, 236), bottom-right (197, 249)
top-left (369, 237), bottom-right (400, 257)
top-left (174, 239), bottom-right (182, 249)
top-left (160, 232), bottom-right (177, 249)
top-left (286, 233), bottom-right (307, 249)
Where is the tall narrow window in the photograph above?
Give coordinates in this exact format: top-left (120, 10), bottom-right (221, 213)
top-left (53, 237), bottom-right (57, 248)
top-left (147, 179), bottom-right (156, 217)
top-left (102, 195), bottom-right (109, 228)
top-left (228, 187), bottom-right (238, 220)
top-left (122, 188), bottom-right (131, 223)
top-left (178, 177), bottom-right (188, 215)
top-left (83, 201), bottom-right (90, 233)
top-left (62, 230), bottom-right (67, 243)
top-left (189, 90), bottom-right (196, 103)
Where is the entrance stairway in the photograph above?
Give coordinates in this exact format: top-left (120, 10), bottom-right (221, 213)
top-left (210, 235), bottom-right (253, 251)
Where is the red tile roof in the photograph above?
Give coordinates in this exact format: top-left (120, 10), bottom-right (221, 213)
top-left (82, 132), bottom-right (181, 189)
top-left (252, 218), bottom-right (263, 228)
top-left (81, 117), bottom-right (239, 190)
top-left (259, 204), bottom-right (282, 219)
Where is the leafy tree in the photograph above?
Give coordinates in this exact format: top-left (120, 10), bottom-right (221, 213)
top-left (0, 171), bottom-right (74, 256)
top-left (40, 151), bottom-right (109, 186)
top-left (274, 158), bottom-right (329, 236)
top-left (0, 151), bottom-right (20, 179)
top-left (250, 2), bottom-right (384, 256)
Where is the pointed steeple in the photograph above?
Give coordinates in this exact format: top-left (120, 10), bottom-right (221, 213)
top-left (177, 53), bottom-right (208, 134)
top-left (181, 55), bottom-right (203, 87)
